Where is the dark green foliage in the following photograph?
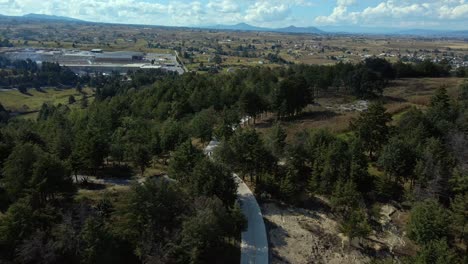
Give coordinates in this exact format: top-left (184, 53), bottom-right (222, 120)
top-left (2, 143), bottom-right (40, 199)
top-left (30, 154), bottom-right (75, 204)
top-left (264, 122), bottom-right (287, 158)
top-left (215, 128), bottom-right (275, 183)
top-left (278, 174), bottom-right (296, 203)
top-left (176, 197), bottom-right (231, 263)
top-left (407, 200), bottom-right (450, 245)
top-left (168, 141), bottom-right (203, 181)
top-left (427, 87), bottom-right (457, 132)
top-left (306, 130), bottom-right (350, 195)
top-left (348, 138), bottom-right (371, 193)
top-left (239, 90), bottom-right (264, 123)
top-left (413, 138), bottom-right (454, 200)
top-left (190, 108), bottom-right (217, 143)
top-left (274, 76), bottom-right (311, 119)
top-left (0, 103), bottom-right (9, 124)
top-left (339, 209), bottom-right (372, 241)
top-left (68, 95), bottom-right (76, 104)
top-left (112, 180), bottom-right (188, 261)
top-left (331, 180), bottom-right (362, 214)
top-left (378, 137), bottom-right (417, 182)
top-left (350, 102), bottom-right (392, 159)
top-left (190, 159), bottom-right (237, 207)
top-left (0, 197), bottom-right (35, 247)
top-left (450, 193), bottom-right (467, 244)
top-left (375, 174), bottom-right (402, 202)
top-left (411, 239), bottom-right (459, 264)
top-left (346, 67), bottom-right (385, 98)
top-left (129, 144), bottom-right (152, 176)
top-left (160, 119), bottom-right (188, 153)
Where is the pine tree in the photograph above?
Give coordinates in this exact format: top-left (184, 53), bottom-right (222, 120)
top-left (350, 102), bottom-right (392, 160)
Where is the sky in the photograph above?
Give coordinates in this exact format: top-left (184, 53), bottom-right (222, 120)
top-left (0, 0), bottom-right (467, 30)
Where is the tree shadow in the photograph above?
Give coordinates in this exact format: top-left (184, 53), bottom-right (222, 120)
top-left (298, 196), bottom-right (333, 215)
top-left (78, 180), bottom-right (106, 190)
top-left (264, 217), bottom-right (288, 248)
top-left (35, 87), bottom-right (47, 93)
top-left (383, 95), bottom-right (407, 103)
top-left (97, 164), bottom-right (133, 179)
top-left (19, 90), bottom-right (33, 96)
top-left (286, 110), bottom-right (339, 123)
top-left (255, 110), bottom-right (339, 130)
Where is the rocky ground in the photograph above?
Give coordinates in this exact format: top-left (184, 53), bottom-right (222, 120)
top-left (261, 201), bottom-right (410, 264)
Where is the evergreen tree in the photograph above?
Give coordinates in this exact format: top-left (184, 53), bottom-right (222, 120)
top-left (407, 200), bottom-right (450, 245)
top-left (264, 122), bottom-right (287, 158)
top-left (450, 193), bottom-right (467, 244)
top-left (378, 137), bottom-right (417, 183)
top-left (350, 102), bottom-right (392, 160)
top-left (412, 239), bottom-right (459, 264)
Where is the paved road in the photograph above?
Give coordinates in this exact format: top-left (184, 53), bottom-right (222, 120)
top-left (235, 174), bottom-right (269, 264)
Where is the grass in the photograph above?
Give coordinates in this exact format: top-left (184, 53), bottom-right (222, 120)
top-left (0, 87), bottom-right (94, 113)
top-left (368, 163), bottom-right (385, 178)
top-left (75, 185), bottom-right (129, 203)
top-left (255, 77), bottom-right (465, 141)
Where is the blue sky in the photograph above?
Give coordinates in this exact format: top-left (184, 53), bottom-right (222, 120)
top-left (0, 0), bottom-right (467, 30)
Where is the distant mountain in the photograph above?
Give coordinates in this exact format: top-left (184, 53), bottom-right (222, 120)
top-left (209, 23), bottom-right (265, 32)
top-left (275, 26), bottom-right (323, 34)
top-left (394, 29), bottom-right (445, 35)
top-left (205, 23), bottom-right (324, 34)
top-left (394, 29), bottom-right (468, 37)
top-left (22, 13), bottom-right (84, 22)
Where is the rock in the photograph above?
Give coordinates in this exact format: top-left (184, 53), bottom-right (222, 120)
top-left (379, 204), bottom-right (397, 225)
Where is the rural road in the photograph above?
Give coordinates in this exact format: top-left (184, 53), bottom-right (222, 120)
top-left (235, 174), bottom-right (269, 264)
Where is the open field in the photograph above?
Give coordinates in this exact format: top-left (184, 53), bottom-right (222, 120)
top-left (0, 87), bottom-right (94, 113)
top-left (255, 77), bottom-right (466, 139)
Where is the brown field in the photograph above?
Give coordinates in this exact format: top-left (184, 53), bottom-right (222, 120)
top-left (255, 77), bottom-right (466, 138)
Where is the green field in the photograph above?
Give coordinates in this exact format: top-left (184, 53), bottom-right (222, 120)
top-left (0, 87), bottom-right (94, 114)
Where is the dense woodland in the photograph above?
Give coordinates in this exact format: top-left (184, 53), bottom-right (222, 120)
top-left (0, 56), bottom-right (467, 263)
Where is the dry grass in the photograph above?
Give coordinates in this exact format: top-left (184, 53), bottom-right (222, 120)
top-left (256, 77), bottom-right (466, 139)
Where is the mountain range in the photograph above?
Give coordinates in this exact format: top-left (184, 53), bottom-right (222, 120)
top-left (0, 13), bottom-right (466, 37)
top-left (22, 13), bottom-right (84, 22)
top-left (206, 23), bottom-right (324, 34)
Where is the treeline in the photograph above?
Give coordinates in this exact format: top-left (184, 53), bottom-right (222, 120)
top-left (455, 66), bottom-right (468, 78)
top-left (0, 102), bottom-right (245, 262)
top-left (0, 59), bottom-right (78, 89)
top-left (0, 56), bottom-right (455, 99)
top-left (212, 83), bottom-right (467, 262)
top-left (0, 38), bottom-right (13, 48)
top-left (0, 57), bottom-right (176, 92)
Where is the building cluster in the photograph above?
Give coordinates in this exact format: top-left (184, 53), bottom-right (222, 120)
top-left (0, 48), bottom-right (184, 75)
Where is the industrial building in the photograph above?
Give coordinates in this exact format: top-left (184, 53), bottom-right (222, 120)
top-left (0, 48), bottom-right (184, 75)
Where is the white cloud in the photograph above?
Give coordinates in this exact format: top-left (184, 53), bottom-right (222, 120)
top-left (207, 0), bottom-right (240, 13)
top-left (0, 0), bottom-right (313, 26)
top-left (244, 2), bottom-right (290, 23)
top-left (315, 0), bottom-right (468, 28)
